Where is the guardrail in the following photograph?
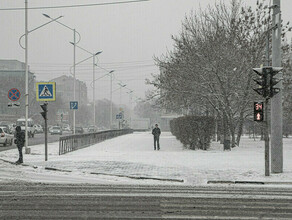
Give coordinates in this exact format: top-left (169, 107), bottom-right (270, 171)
top-left (59, 129), bottom-right (133, 155)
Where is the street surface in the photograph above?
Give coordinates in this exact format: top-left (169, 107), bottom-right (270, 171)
top-left (1, 183), bottom-right (292, 219)
top-left (0, 132), bottom-right (70, 152)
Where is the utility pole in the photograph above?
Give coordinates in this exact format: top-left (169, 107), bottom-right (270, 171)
top-left (24, 0), bottom-right (30, 154)
top-left (264, 33), bottom-right (270, 176)
top-left (110, 73), bottom-right (113, 129)
top-left (93, 55), bottom-right (96, 126)
top-left (271, 0), bottom-right (283, 173)
top-left (73, 29), bottom-right (76, 135)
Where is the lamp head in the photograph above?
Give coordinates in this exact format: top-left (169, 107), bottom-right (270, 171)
top-left (95, 51), bottom-right (103, 55)
top-left (42, 13), bottom-right (51, 18)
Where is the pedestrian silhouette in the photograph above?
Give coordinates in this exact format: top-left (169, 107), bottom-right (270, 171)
top-left (152, 124), bottom-right (161, 150)
top-left (14, 126), bottom-right (25, 164)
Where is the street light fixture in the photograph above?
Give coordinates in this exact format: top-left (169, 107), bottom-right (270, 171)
top-left (117, 82), bottom-right (126, 108)
top-left (43, 13), bottom-right (81, 134)
top-left (91, 67), bottom-right (115, 128)
top-left (68, 43), bottom-right (102, 126)
top-left (89, 70), bottom-right (115, 87)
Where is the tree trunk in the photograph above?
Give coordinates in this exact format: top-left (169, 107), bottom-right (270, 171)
top-left (236, 114), bottom-right (245, 146)
top-left (223, 113), bottom-right (231, 150)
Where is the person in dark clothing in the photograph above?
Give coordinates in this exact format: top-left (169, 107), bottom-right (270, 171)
top-left (152, 124), bottom-right (161, 150)
top-left (14, 126), bottom-right (25, 164)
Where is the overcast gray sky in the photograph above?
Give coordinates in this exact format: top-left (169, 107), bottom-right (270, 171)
top-left (0, 0), bottom-right (291, 105)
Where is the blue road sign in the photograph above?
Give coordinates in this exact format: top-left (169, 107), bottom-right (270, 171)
top-left (70, 101), bottom-right (78, 110)
top-left (116, 113), bottom-right (122, 119)
top-left (36, 82), bottom-right (56, 101)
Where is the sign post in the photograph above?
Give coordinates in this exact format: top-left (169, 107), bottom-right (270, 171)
top-left (36, 82), bottom-right (56, 161)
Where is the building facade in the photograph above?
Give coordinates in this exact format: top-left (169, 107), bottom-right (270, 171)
top-left (0, 60), bottom-right (35, 121)
top-left (49, 75), bottom-right (88, 125)
top-left (50, 75), bottom-right (88, 106)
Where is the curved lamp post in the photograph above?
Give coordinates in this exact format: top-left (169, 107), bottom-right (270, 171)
top-left (19, 9), bottom-right (63, 153)
top-left (91, 68), bottom-right (115, 128)
top-left (68, 44), bottom-right (102, 125)
top-left (43, 13), bottom-right (81, 134)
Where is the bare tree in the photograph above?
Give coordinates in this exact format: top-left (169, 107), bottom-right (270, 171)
top-left (149, 0), bottom-right (291, 148)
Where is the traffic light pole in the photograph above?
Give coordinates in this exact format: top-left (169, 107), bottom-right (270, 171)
top-left (271, 0), bottom-right (282, 173)
top-left (264, 98), bottom-right (270, 176)
top-left (44, 107), bottom-right (48, 161)
top-left (264, 27), bottom-right (270, 177)
top-left (40, 102), bottom-right (48, 161)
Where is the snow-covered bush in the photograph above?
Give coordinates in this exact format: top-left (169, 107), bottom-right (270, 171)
top-left (170, 116), bottom-right (214, 150)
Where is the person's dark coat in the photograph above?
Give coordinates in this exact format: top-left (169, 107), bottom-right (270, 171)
top-left (14, 126), bottom-right (25, 147)
top-left (152, 127), bottom-right (161, 138)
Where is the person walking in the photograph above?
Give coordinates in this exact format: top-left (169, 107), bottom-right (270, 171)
top-left (152, 124), bottom-right (161, 150)
top-left (14, 126), bottom-right (25, 164)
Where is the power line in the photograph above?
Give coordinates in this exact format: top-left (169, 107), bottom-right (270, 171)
top-left (30, 59), bottom-right (155, 66)
top-left (0, 0), bottom-right (150, 11)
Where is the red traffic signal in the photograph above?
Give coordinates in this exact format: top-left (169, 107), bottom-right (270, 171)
top-left (254, 102), bottom-right (264, 122)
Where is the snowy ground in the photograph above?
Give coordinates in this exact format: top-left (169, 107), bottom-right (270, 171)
top-left (0, 131), bottom-right (292, 186)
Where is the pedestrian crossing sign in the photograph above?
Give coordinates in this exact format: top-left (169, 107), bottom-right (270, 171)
top-left (36, 82), bottom-right (56, 101)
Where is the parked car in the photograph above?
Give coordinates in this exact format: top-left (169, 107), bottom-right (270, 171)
top-left (50, 126), bottom-right (62, 135)
top-left (34, 124), bottom-right (43, 134)
top-left (16, 118), bottom-right (35, 138)
top-left (88, 125), bottom-right (97, 133)
top-left (0, 122), bottom-right (13, 134)
top-left (62, 124), bottom-right (71, 133)
top-left (0, 127), bottom-right (14, 146)
top-left (75, 126), bottom-right (84, 134)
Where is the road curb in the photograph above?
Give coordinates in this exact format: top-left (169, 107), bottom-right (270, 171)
top-left (45, 167), bottom-right (72, 173)
top-left (90, 171), bottom-right (184, 183)
top-left (207, 180), bottom-right (292, 185)
top-left (0, 158), bottom-right (184, 183)
top-left (0, 158), bottom-right (29, 166)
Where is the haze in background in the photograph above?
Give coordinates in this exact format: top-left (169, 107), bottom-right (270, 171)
top-left (0, 0), bottom-right (291, 105)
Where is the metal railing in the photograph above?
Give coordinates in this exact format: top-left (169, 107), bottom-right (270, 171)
top-left (59, 129), bottom-right (133, 155)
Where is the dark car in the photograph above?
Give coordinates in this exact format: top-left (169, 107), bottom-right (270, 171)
top-left (50, 126), bottom-right (62, 135)
top-left (0, 127), bottom-right (14, 146)
top-left (88, 125), bottom-right (97, 133)
top-left (75, 127), bottom-right (84, 134)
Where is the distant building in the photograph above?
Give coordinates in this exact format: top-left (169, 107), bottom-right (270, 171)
top-left (0, 60), bottom-right (35, 121)
top-left (50, 75), bottom-right (88, 106)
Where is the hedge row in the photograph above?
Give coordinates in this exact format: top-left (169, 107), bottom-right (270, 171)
top-left (170, 116), bottom-right (215, 150)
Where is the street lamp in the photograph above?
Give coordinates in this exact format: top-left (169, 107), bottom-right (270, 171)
top-left (43, 13), bottom-right (81, 134)
top-left (127, 90), bottom-right (134, 107)
top-left (69, 43), bottom-right (102, 126)
top-left (91, 67), bottom-right (115, 129)
top-left (19, 9), bottom-right (63, 153)
top-left (117, 82), bottom-right (126, 108)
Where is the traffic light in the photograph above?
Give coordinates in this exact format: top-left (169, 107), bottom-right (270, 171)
top-left (40, 103), bottom-right (48, 120)
top-left (253, 66), bottom-right (283, 98)
top-left (269, 67), bottom-right (283, 98)
top-left (254, 102), bottom-right (264, 121)
top-left (253, 67), bottom-right (268, 98)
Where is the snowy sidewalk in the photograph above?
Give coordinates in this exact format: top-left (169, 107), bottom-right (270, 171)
top-left (1, 132), bottom-right (292, 185)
